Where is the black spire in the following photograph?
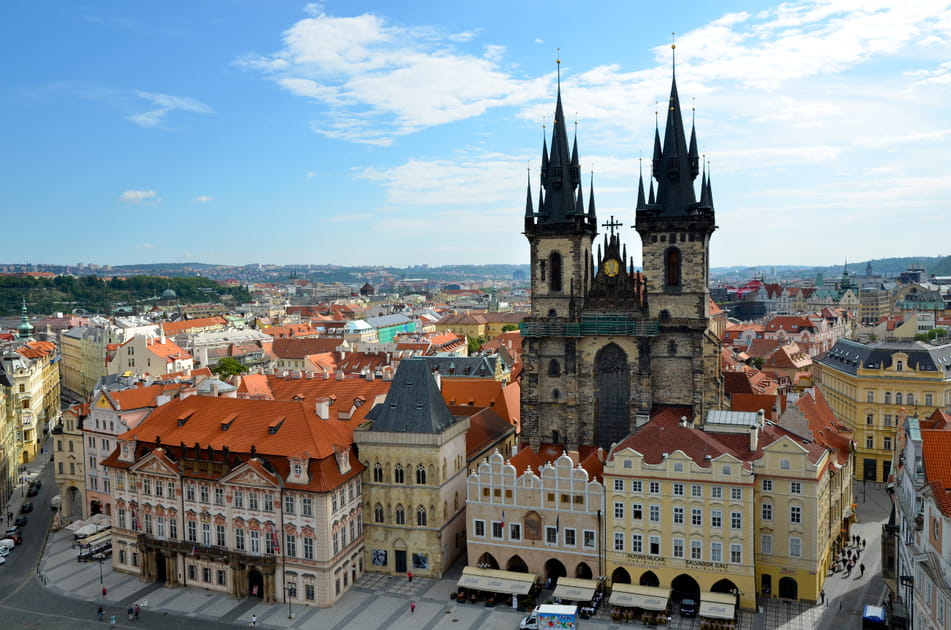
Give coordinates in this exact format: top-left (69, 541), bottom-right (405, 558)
top-left (654, 43), bottom-right (700, 216)
top-left (524, 168), bottom-right (534, 231)
top-left (636, 159), bottom-right (647, 209)
top-left (688, 106), bottom-right (700, 179)
top-left (588, 171), bottom-right (597, 226)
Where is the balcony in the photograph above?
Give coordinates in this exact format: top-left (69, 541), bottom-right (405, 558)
top-left (521, 314), bottom-right (659, 338)
top-left (136, 534), bottom-right (278, 567)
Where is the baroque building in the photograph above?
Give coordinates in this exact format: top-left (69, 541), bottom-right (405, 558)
top-left (520, 58), bottom-right (722, 451)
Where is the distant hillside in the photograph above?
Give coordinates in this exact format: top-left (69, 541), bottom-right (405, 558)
top-left (711, 256), bottom-right (951, 281)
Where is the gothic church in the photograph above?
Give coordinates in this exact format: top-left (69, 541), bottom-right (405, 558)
top-left (520, 58), bottom-right (723, 450)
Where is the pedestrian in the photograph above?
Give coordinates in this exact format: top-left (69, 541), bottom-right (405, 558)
top-left (846, 562), bottom-right (852, 577)
top-left (250, 613), bottom-right (257, 627)
top-left (860, 563), bottom-right (866, 577)
top-left (410, 600), bottom-right (416, 614)
top-left (128, 605), bottom-right (134, 620)
top-left (102, 586), bottom-right (107, 599)
top-left (862, 538), bottom-right (867, 549)
top-left (134, 603), bottom-right (140, 620)
top-left (408, 570), bottom-right (413, 582)
top-left (820, 589), bottom-right (826, 604)
top-left (97, 606), bottom-right (104, 621)
top-left (110, 614), bottom-right (116, 626)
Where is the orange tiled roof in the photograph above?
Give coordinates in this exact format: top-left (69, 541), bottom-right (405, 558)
top-left (161, 317), bottom-right (228, 336)
top-left (922, 430), bottom-right (951, 516)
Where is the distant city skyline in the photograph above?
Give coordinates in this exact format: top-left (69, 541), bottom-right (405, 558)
top-left (4, 1), bottom-right (950, 268)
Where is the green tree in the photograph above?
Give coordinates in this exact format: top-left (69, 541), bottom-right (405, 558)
top-left (501, 324), bottom-right (519, 332)
top-left (210, 357), bottom-right (249, 379)
top-left (467, 336), bottom-right (485, 355)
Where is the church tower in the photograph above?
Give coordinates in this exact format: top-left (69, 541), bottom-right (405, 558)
top-left (521, 53), bottom-right (723, 452)
top-left (634, 47), bottom-right (721, 415)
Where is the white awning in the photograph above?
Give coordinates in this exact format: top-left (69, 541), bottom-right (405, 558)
top-left (552, 577), bottom-right (598, 602)
top-left (457, 566), bottom-right (537, 596)
top-left (699, 591), bottom-right (736, 620)
top-left (608, 584), bottom-right (671, 611)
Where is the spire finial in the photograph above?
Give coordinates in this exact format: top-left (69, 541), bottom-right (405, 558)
top-left (556, 48), bottom-right (561, 90)
top-left (671, 32), bottom-right (677, 74)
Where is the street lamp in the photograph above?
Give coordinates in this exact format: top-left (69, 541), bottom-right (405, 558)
top-left (98, 554), bottom-right (104, 584)
top-left (285, 584), bottom-right (294, 619)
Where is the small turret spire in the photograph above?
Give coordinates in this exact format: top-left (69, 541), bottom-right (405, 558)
top-left (636, 158), bottom-right (646, 209)
top-left (588, 170), bottom-right (597, 225)
top-left (524, 166), bottom-right (534, 226)
top-left (648, 179), bottom-right (655, 205)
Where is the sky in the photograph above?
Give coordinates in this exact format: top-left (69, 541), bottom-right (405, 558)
top-left (3, 0), bottom-right (951, 270)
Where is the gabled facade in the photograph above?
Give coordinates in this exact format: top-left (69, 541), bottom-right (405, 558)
top-left (107, 334), bottom-right (194, 378)
top-left (53, 403), bottom-right (88, 521)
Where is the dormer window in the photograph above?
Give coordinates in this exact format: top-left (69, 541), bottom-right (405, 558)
top-left (294, 463), bottom-right (302, 477)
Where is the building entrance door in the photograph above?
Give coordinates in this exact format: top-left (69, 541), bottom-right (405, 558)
top-left (395, 550), bottom-right (407, 573)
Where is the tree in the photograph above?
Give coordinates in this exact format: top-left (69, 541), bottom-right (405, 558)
top-left (501, 324), bottom-right (519, 332)
top-left (210, 357), bottom-right (249, 379)
top-left (467, 336), bottom-right (485, 355)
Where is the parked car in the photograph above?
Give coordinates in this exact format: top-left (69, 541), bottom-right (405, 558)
top-left (13, 516), bottom-right (27, 528)
top-left (19, 502), bottom-right (33, 514)
top-left (680, 597), bottom-right (698, 617)
top-left (26, 486), bottom-right (38, 497)
top-left (4, 527), bottom-right (21, 538)
top-left (31, 479), bottom-right (41, 489)
top-left (2, 534), bottom-right (23, 545)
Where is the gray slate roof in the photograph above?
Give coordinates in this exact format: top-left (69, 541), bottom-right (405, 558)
top-left (364, 357), bottom-right (459, 434)
top-left (816, 339), bottom-right (951, 376)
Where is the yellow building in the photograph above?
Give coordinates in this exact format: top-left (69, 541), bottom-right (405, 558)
top-left (815, 339), bottom-right (951, 482)
top-left (434, 312), bottom-right (525, 342)
top-left (2, 340), bottom-right (61, 464)
top-left (602, 406), bottom-right (852, 613)
top-left (53, 403), bottom-right (87, 521)
top-left (60, 326), bottom-right (110, 400)
top-left (0, 365), bottom-right (15, 505)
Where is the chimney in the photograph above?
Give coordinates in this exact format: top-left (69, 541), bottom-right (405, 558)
top-left (315, 397), bottom-right (331, 420)
top-left (335, 369), bottom-right (344, 381)
top-left (750, 409), bottom-right (765, 452)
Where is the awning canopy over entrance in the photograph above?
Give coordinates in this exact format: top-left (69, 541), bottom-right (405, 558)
top-left (699, 591), bottom-right (736, 620)
top-left (552, 577), bottom-right (598, 602)
top-left (457, 566), bottom-right (537, 596)
top-left (608, 583), bottom-right (671, 611)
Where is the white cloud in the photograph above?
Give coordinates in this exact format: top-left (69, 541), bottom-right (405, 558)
top-left (127, 91), bottom-right (213, 128)
top-left (238, 10), bottom-right (545, 144)
top-left (195, 195), bottom-right (214, 203)
top-left (119, 189), bottom-right (159, 204)
top-left (141, 243), bottom-right (153, 249)
top-left (535, 38), bottom-right (544, 44)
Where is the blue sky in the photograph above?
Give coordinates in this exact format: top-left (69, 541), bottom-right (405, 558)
top-left (3, 1), bottom-right (951, 269)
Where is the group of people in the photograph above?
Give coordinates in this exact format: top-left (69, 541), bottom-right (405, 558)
top-left (833, 534), bottom-right (867, 578)
top-left (96, 602), bottom-right (140, 625)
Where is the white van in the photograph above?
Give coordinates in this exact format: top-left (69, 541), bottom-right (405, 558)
top-left (0, 539), bottom-right (14, 553)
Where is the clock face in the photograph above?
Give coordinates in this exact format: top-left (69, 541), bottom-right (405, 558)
top-left (604, 259), bottom-right (620, 277)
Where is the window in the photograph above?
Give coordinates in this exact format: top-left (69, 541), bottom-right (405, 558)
top-left (926, 393), bottom-right (934, 406)
top-left (649, 505), bottom-right (660, 522)
top-left (691, 540), bottom-right (702, 560)
top-left (649, 481), bottom-right (660, 494)
top-left (188, 565), bottom-right (197, 580)
top-left (761, 534), bottom-right (772, 555)
top-left (143, 478), bottom-right (152, 495)
top-left (631, 533), bottom-right (643, 553)
top-left (286, 534), bottom-right (296, 558)
top-left (302, 497), bottom-right (313, 516)
top-left (711, 510), bottom-right (722, 528)
top-left (731, 487), bottom-right (742, 501)
top-left (168, 481), bottom-right (175, 498)
top-left (332, 493), bottom-right (338, 512)
top-left (791, 481), bottom-right (802, 494)
top-left (731, 511), bottom-right (742, 529)
top-left (711, 542), bottom-right (722, 563)
top-left (721, 465), bottom-right (732, 475)
top-left (885, 392), bottom-right (892, 404)
top-left (673, 483), bottom-right (684, 496)
top-left (373, 463), bottom-right (383, 482)
top-left (866, 413), bottom-right (874, 426)
top-left (614, 479), bottom-right (624, 492)
top-left (395, 504), bottom-right (405, 525)
top-left (673, 506), bottom-right (684, 524)
top-left (144, 514), bottom-right (153, 535)
top-left (305, 584), bottom-right (315, 601)
top-left (284, 495), bottom-right (294, 514)
top-left (416, 464), bottom-right (426, 485)
top-left (896, 393), bottom-right (903, 404)
top-left (118, 508), bottom-right (126, 530)
top-left (249, 492), bottom-right (258, 511)
top-left (200, 485), bottom-right (209, 503)
top-left (665, 247), bottom-right (681, 287)
top-left (233, 490), bottom-right (243, 508)
top-left (631, 480), bottom-right (642, 493)
top-left (711, 486), bottom-right (722, 499)
top-left (730, 543), bottom-right (742, 564)
top-left (583, 530), bottom-right (596, 549)
top-left (187, 521), bottom-right (197, 543)
top-left (614, 501), bottom-right (624, 519)
top-left (394, 464), bottom-right (404, 484)
top-left (673, 538), bottom-right (684, 558)
top-left (632, 503), bottom-right (643, 520)
top-left (549, 252), bottom-right (563, 292)
top-left (263, 494), bottom-right (274, 512)
top-left (649, 536), bottom-right (660, 555)
top-left (614, 532), bottom-right (624, 552)
top-left (510, 523), bottom-right (521, 540)
top-left (884, 437), bottom-right (893, 451)
top-left (154, 481), bottom-right (163, 497)
top-left (250, 530), bottom-right (260, 554)
top-left (762, 503), bottom-right (773, 520)
top-left (691, 508), bottom-right (702, 526)
top-left (866, 435), bottom-right (874, 449)
top-left (762, 479), bottom-right (773, 492)
top-left (235, 528), bottom-right (245, 550)
top-left (474, 520), bottom-right (485, 537)
top-left (790, 537), bottom-right (801, 558)
top-left (564, 529), bottom-right (576, 547)
top-left (780, 459), bottom-right (790, 470)
top-left (170, 519), bottom-right (177, 539)
top-left (217, 570), bottom-right (226, 586)
top-left (201, 523), bottom-right (211, 546)
top-left (791, 506), bottom-right (802, 523)
top-left (216, 524), bottom-right (226, 547)
top-left (374, 504), bottom-right (384, 523)
top-left (691, 485), bottom-right (702, 498)
top-left (884, 414), bottom-right (893, 427)
top-left (867, 391), bottom-right (874, 403)
top-left (489, 520), bottom-right (503, 539)
top-left (303, 537), bottom-right (314, 560)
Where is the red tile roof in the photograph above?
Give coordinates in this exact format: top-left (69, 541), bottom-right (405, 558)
top-left (161, 317), bottom-right (228, 336)
top-left (922, 430), bottom-right (951, 516)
